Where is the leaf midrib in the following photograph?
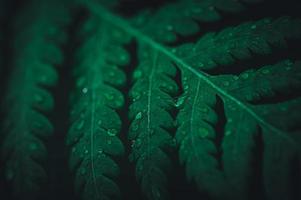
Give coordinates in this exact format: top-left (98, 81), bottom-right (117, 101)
top-left (85, 2), bottom-right (297, 146)
top-left (87, 19), bottom-right (108, 199)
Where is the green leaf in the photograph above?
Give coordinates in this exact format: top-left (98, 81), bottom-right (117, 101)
top-left (128, 45), bottom-right (178, 200)
top-left (67, 15), bottom-right (130, 200)
top-left (1, 1), bottom-right (70, 199)
top-left (85, 2), bottom-right (301, 199)
top-left (131, 0), bottom-right (263, 43)
top-left (175, 17), bottom-right (301, 70)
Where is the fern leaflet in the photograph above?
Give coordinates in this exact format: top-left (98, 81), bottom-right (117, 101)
top-left (1, 1), bottom-right (69, 198)
top-left (67, 15), bottom-right (130, 200)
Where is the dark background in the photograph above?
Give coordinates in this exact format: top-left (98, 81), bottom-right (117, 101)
top-left (0, 0), bottom-right (301, 200)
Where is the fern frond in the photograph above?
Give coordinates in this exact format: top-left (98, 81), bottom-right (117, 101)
top-left (176, 60), bottom-right (301, 200)
top-left (175, 17), bottom-right (301, 70)
top-left (128, 45), bottom-right (178, 200)
top-left (67, 15), bottom-right (130, 200)
top-left (228, 60), bottom-right (301, 102)
top-left (0, 1), bottom-right (69, 199)
top-left (85, 3), bottom-right (301, 199)
top-left (132, 0), bottom-right (263, 43)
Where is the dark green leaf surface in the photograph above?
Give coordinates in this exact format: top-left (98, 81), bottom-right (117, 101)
top-left (128, 45), bottom-right (178, 200)
top-left (1, 1), bottom-right (69, 199)
top-left (86, 2), bottom-right (301, 199)
top-left (132, 0), bottom-right (263, 43)
top-left (67, 15), bottom-right (130, 200)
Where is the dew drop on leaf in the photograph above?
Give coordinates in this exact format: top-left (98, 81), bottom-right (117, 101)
top-left (198, 127), bottom-right (209, 138)
top-left (133, 70), bottom-right (142, 79)
top-left (135, 112), bottom-right (142, 120)
top-left (261, 69), bottom-right (270, 74)
top-left (176, 96), bottom-right (186, 107)
top-left (107, 129), bottom-right (117, 136)
top-left (225, 130), bottom-right (232, 136)
top-left (82, 87), bottom-right (88, 94)
top-left (84, 149), bottom-right (89, 154)
top-left (241, 72), bottom-right (249, 79)
top-left (131, 140), bottom-right (136, 148)
top-left (233, 76), bottom-right (239, 80)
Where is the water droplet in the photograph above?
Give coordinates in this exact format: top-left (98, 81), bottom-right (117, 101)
top-left (198, 127), bottom-right (209, 138)
top-left (233, 76), bottom-right (239, 80)
top-left (97, 120), bottom-right (102, 125)
top-left (82, 87), bottom-right (88, 94)
top-left (133, 70), bottom-right (142, 79)
top-left (176, 96), bottom-right (186, 107)
top-left (132, 91), bottom-right (141, 101)
top-left (107, 129), bottom-right (118, 136)
top-left (131, 140), bottom-right (136, 147)
top-left (241, 73), bottom-right (249, 79)
top-left (225, 130), bottom-right (232, 136)
top-left (98, 149), bottom-right (103, 154)
top-left (261, 69), bottom-right (270, 74)
top-left (135, 112), bottom-right (142, 120)
top-left (251, 25), bottom-right (257, 29)
top-left (84, 149), bottom-right (89, 154)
